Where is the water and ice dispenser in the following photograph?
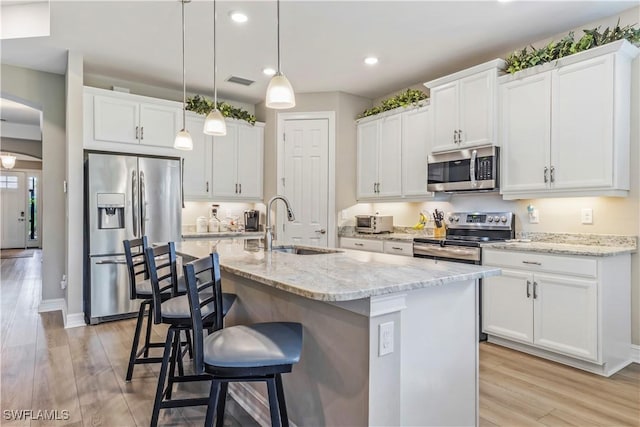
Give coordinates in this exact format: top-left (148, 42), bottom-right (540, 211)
top-left (97, 193), bottom-right (125, 229)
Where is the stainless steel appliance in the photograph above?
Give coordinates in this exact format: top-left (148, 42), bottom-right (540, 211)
top-left (355, 215), bottom-right (394, 234)
top-left (84, 152), bottom-right (182, 324)
top-left (413, 211), bottom-right (515, 340)
top-left (244, 210), bottom-right (260, 231)
top-left (427, 145), bottom-right (499, 192)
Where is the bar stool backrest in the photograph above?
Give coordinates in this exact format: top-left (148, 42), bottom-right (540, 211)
top-left (123, 236), bottom-right (149, 300)
top-left (183, 252), bottom-right (224, 375)
top-left (145, 242), bottom-right (179, 324)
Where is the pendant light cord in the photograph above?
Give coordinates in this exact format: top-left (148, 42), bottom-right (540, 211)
top-left (213, 0), bottom-right (218, 108)
top-left (277, 0), bottom-right (281, 73)
top-left (181, 0), bottom-right (186, 130)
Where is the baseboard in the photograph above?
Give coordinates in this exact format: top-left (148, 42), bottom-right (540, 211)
top-left (631, 344), bottom-right (640, 364)
top-left (38, 298), bottom-right (65, 313)
top-left (228, 383), bottom-right (298, 427)
top-left (64, 312), bottom-right (86, 329)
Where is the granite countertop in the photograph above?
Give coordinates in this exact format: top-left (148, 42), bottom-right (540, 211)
top-left (482, 240), bottom-right (636, 257)
top-left (182, 231), bottom-right (264, 239)
top-left (174, 239), bottom-right (500, 302)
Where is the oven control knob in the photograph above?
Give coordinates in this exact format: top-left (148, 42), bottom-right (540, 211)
top-left (448, 216), bottom-right (454, 222)
top-left (500, 216), bottom-right (507, 223)
top-left (454, 216), bottom-right (460, 222)
top-left (488, 217), bottom-right (494, 222)
top-left (493, 216), bottom-right (501, 222)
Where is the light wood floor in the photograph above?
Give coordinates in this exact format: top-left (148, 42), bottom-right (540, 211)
top-left (1, 251), bottom-right (639, 426)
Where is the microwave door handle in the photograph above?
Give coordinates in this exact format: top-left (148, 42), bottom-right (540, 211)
top-left (470, 149), bottom-right (477, 188)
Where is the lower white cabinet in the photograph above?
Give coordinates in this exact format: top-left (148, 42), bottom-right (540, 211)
top-left (482, 248), bottom-right (631, 376)
top-left (383, 241), bottom-right (413, 257)
top-left (339, 237), bottom-right (383, 253)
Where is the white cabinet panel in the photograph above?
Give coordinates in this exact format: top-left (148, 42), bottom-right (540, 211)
top-left (431, 82), bottom-right (458, 151)
top-left (182, 115), bottom-right (212, 199)
top-left (211, 123), bottom-right (239, 198)
top-left (236, 125), bottom-right (263, 199)
top-left (383, 241), bottom-right (413, 257)
top-left (402, 107), bottom-right (432, 197)
top-left (459, 71), bottom-right (493, 147)
top-left (377, 115), bottom-right (402, 197)
top-left (357, 120), bottom-right (379, 199)
top-left (339, 237), bottom-right (383, 253)
top-left (139, 103), bottom-right (180, 149)
top-left (483, 269), bottom-right (534, 343)
top-left (93, 95), bottom-right (139, 144)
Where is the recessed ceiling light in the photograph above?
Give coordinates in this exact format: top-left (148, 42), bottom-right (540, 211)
top-left (230, 11), bottom-right (248, 23)
top-left (263, 67), bottom-right (276, 76)
top-left (364, 57), bottom-right (379, 66)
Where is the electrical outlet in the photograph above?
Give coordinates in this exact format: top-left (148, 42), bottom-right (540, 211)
top-left (528, 208), bottom-right (539, 224)
top-left (378, 321), bottom-right (394, 356)
top-left (581, 208), bottom-right (593, 224)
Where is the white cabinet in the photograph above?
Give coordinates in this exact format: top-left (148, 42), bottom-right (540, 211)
top-left (211, 121), bottom-right (264, 201)
top-left (425, 60), bottom-right (505, 153)
top-left (356, 105), bottom-right (433, 201)
top-left (356, 115), bottom-right (402, 199)
top-left (339, 237), bottom-right (383, 253)
top-left (182, 114), bottom-right (213, 199)
top-left (500, 40), bottom-right (638, 199)
top-left (482, 248), bottom-right (631, 376)
top-left (88, 87), bottom-right (180, 149)
top-left (383, 241), bottom-right (413, 257)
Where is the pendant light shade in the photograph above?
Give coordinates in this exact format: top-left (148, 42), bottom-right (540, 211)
top-left (203, 109), bottom-right (227, 135)
top-left (266, 0), bottom-right (295, 109)
top-left (174, 0), bottom-right (193, 151)
top-left (1, 153), bottom-right (16, 169)
top-left (203, 0), bottom-right (227, 136)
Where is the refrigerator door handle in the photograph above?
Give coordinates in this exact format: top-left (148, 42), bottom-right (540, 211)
top-left (140, 170), bottom-right (146, 237)
top-left (132, 170), bottom-right (138, 237)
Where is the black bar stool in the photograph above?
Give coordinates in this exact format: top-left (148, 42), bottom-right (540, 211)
top-left (147, 243), bottom-right (236, 427)
top-left (183, 253), bottom-right (303, 427)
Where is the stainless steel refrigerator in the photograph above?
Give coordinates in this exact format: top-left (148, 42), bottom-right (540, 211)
top-left (84, 151), bottom-right (181, 324)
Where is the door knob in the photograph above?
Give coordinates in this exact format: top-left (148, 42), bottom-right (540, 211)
top-left (315, 229), bottom-right (327, 234)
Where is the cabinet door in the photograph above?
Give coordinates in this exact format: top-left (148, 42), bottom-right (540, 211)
top-left (356, 120), bottom-right (379, 199)
top-left (430, 82), bottom-right (458, 152)
top-left (377, 115), bottom-right (402, 197)
top-left (482, 269), bottom-right (534, 343)
top-left (500, 72), bottom-right (551, 193)
top-left (93, 95), bottom-right (139, 144)
top-left (236, 124), bottom-right (263, 200)
top-left (533, 273), bottom-right (598, 362)
top-left (182, 115), bottom-right (212, 199)
top-left (551, 55), bottom-right (614, 190)
top-left (458, 70), bottom-right (494, 147)
top-left (211, 123), bottom-right (239, 198)
top-left (402, 107), bottom-right (432, 197)
top-left (139, 103), bottom-right (181, 149)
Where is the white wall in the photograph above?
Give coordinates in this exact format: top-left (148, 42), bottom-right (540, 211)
top-left (1, 64), bottom-right (66, 302)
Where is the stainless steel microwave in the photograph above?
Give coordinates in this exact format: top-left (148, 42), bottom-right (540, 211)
top-left (427, 146), bottom-right (499, 192)
top-left (355, 215), bottom-right (394, 234)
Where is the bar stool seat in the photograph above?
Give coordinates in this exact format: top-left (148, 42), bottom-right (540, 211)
top-left (160, 292), bottom-right (236, 323)
top-left (135, 275), bottom-right (188, 297)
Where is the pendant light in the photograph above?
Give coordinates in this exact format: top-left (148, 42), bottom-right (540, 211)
top-left (0, 153), bottom-right (16, 169)
top-left (174, 0), bottom-right (193, 150)
top-left (203, 0), bottom-right (227, 136)
top-left (265, 0), bottom-right (295, 109)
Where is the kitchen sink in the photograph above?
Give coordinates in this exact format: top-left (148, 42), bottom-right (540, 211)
top-left (271, 245), bottom-right (342, 255)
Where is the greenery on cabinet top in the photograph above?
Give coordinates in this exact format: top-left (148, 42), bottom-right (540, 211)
top-left (186, 95), bottom-right (257, 125)
top-left (505, 20), bottom-right (640, 74)
top-left (357, 89), bottom-right (428, 119)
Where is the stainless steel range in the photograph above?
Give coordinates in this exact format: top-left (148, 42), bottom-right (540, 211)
top-left (413, 211), bottom-right (515, 341)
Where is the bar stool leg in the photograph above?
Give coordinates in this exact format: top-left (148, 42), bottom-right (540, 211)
top-left (151, 327), bottom-right (175, 427)
top-left (166, 329), bottom-right (180, 400)
top-left (266, 377), bottom-right (282, 427)
top-left (125, 300), bottom-right (148, 381)
top-left (275, 374), bottom-right (290, 427)
top-left (215, 382), bottom-right (228, 427)
top-left (205, 379), bottom-right (221, 427)
top-left (143, 301), bottom-right (154, 357)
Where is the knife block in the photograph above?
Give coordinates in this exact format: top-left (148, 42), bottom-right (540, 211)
top-left (433, 224), bottom-right (446, 239)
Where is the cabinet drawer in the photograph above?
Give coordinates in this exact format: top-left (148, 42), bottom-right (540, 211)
top-left (340, 238), bottom-right (384, 253)
top-left (483, 249), bottom-right (597, 278)
top-left (383, 241), bottom-right (413, 256)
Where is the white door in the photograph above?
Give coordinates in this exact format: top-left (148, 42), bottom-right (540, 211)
top-left (211, 123), bottom-right (239, 198)
top-left (139, 103), bottom-right (180, 149)
top-left (356, 120), bottom-right (379, 199)
top-left (533, 273), bottom-right (598, 361)
top-left (430, 82), bottom-right (458, 152)
top-left (1, 171), bottom-right (27, 249)
top-left (482, 269), bottom-right (534, 343)
top-left (281, 118), bottom-right (329, 246)
top-left (236, 124), bottom-right (264, 200)
top-left (93, 95), bottom-right (139, 144)
top-left (402, 106), bottom-right (432, 197)
top-left (500, 72), bottom-right (552, 193)
top-left (182, 114), bottom-right (212, 199)
top-left (377, 115), bottom-right (402, 197)
top-left (458, 70), bottom-right (493, 147)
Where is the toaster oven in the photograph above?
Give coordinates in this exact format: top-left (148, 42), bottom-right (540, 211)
top-left (355, 215), bottom-right (393, 234)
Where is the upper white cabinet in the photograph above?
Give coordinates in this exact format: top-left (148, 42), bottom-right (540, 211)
top-left (425, 59), bottom-right (505, 153)
top-left (182, 113), bottom-right (213, 199)
top-left (356, 104), bottom-right (433, 201)
top-left (500, 40), bottom-right (639, 199)
top-left (85, 87), bottom-right (180, 149)
top-left (357, 114), bottom-right (402, 199)
top-left (211, 121), bottom-right (264, 201)
top-left (482, 248), bottom-right (631, 377)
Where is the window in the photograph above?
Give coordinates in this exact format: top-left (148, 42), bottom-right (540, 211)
top-left (0, 175), bottom-right (18, 189)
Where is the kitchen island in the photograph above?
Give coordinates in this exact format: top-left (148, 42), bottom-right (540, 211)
top-left (176, 239), bottom-right (501, 427)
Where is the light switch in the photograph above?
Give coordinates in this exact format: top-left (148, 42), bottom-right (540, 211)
top-left (581, 208), bottom-right (593, 225)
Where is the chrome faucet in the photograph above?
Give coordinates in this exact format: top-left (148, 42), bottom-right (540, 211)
top-left (265, 195), bottom-right (296, 251)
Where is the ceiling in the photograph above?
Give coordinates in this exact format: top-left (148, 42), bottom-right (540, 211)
top-left (0, 98), bottom-right (41, 126)
top-left (0, 1), bottom-right (637, 104)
